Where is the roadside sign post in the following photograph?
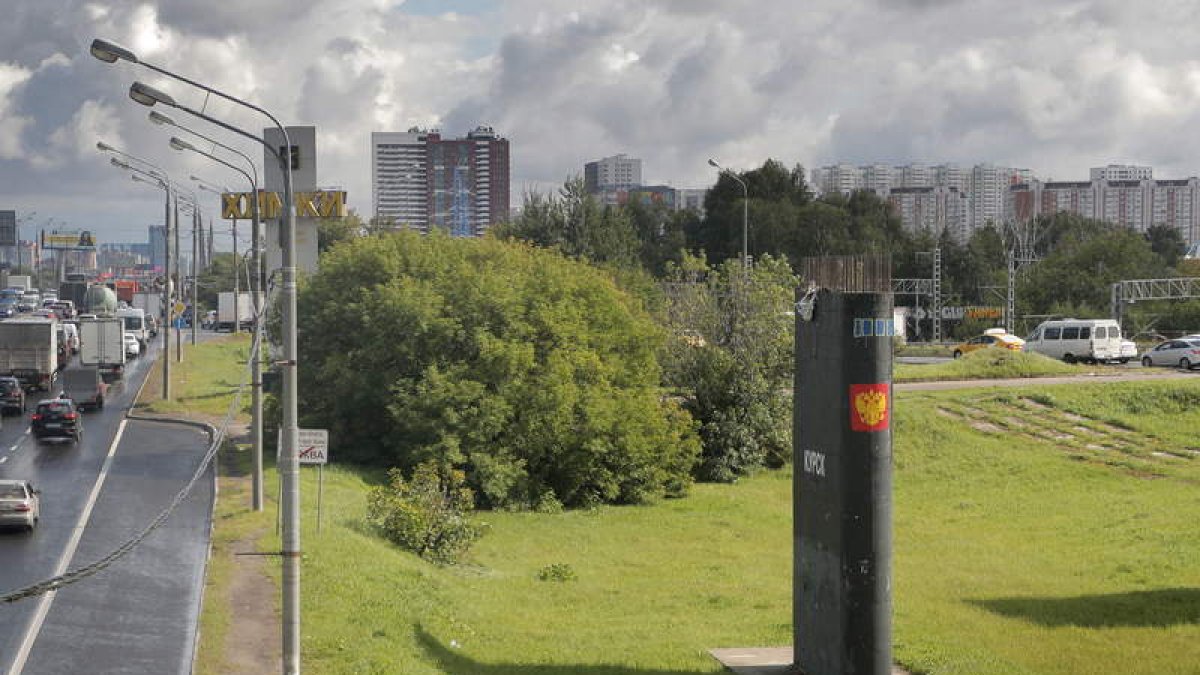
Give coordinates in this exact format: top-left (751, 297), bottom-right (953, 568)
top-left (296, 429), bottom-right (329, 534)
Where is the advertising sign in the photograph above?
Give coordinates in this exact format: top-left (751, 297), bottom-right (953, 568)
top-left (0, 211), bottom-right (15, 247)
top-left (42, 230), bottom-right (97, 250)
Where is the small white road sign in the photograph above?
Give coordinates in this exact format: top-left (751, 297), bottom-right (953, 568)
top-left (297, 428), bottom-right (329, 465)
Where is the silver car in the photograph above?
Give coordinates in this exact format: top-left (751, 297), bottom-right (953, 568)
top-left (1140, 339), bottom-right (1200, 369)
top-left (0, 479), bottom-right (40, 532)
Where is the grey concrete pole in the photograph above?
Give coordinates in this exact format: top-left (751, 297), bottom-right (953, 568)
top-left (162, 187), bottom-right (171, 399)
top-left (191, 209), bottom-right (198, 345)
top-left (251, 192), bottom-right (264, 511)
top-left (174, 196), bottom-right (182, 363)
top-left (232, 216), bottom-right (239, 334)
top-left (278, 133), bottom-right (302, 675)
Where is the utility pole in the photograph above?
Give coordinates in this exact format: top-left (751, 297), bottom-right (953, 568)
top-left (162, 189), bottom-right (171, 399)
top-left (192, 207), bottom-right (199, 345)
top-left (932, 247), bottom-right (943, 343)
top-left (174, 195), bottom-right (182, 362)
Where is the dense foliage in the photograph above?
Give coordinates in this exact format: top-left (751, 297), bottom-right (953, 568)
top-left (659, 254), bottom-right (797, 481)
top-left (366, 462), bottom-right (483, 564)
top-left (296, 230), bottom-right (699, 508)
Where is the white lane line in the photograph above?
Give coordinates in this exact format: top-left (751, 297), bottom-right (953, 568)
top-left (6, 419), bottom-right (128, 675)
top-left (0, 457), bottom-right (6, 464)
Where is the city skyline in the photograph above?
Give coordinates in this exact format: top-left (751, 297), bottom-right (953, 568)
top-left (2, 2), bottom-right (1198, 244)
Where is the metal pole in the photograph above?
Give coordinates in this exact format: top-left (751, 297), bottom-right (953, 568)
top-left (742, 182), bottom-right (749, 281)
top-left (317, 465), bottom-right (323, 534)
top-left (251, 191), bottom-right (264, 511)
top-left (174, 196), bottom-right (182, 363)
top-left (162, 187), bottom-right (171, 399)
top-left (232, 216), bottom-right (239, 334)
top-left (192, 208), bottom-right (199, 345)
top-left (278, 129), bottom-right (302, 675)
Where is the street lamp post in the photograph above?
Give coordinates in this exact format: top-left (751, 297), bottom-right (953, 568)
top-left (104, 147), bottom-right (173, 398)
top-left (92, 37), bottom-right (302, 673)
top-left (708, 158), bottom-right (749, 282)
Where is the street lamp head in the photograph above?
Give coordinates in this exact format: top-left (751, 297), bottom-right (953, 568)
top-left (129, 81), bottom-right (176, 108)
top-left (96, 141), bottom-right (113, 152)
top-left (109, 156), bottom-right (131, 170)
top-left (169, 136), bottom-right (195, 152)
top-left (148, 110), bottom-right (175, 126)
top-left (89, 38), bottom-right (138, 64)
top-left (708, 158), bottom-right (721, 169)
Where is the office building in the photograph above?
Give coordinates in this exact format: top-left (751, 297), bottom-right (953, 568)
top-left (371, 127), bottom-right (510, 236)
top-left (584, 154), bottom-right (642, 194)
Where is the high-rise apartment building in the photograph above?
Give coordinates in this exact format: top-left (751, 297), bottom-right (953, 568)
top-left (584, 154), bottom-right (642, 194)
top-left (148, 225), bottom-right (167, 272)
top-left (371, 127), bottom-right (510, 236)
top-left (1090, 164), bottom-right (1153, 182)
top-left (1008, 172), bottom-right (1200, 246)
top-left (812, 162), bottom-right (1033, 239)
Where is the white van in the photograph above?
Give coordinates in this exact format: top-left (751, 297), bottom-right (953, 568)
top-left (1024, 319), bottom-right (1123, 364)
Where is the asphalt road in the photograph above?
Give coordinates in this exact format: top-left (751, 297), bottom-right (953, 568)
top-left (0, 340), bottom-right (216, 675)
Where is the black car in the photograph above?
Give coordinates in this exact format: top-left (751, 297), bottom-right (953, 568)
top-left (31, 399), bottom-right (83, 444)
top-left (0, 377), bottom-right (24, 415)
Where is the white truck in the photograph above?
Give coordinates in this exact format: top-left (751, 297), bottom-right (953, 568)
top-left (116, 306), bottom-right (149, 350)
top-left (0, 316), bottom-right (59, 391)
top-left (132, 291), bottom-right (164, 324)
top-left (6, 275), bottom-right (32, 292)
top-left (78, 317), bottom-right (126, 381)
top-left (217, 291), bottom-right (258, 332)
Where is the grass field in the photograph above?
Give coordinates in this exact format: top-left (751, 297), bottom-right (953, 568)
top-left (894, 349), bottom-right (1094, 382)
top-left (182, 338), bottom-right (1200, 674)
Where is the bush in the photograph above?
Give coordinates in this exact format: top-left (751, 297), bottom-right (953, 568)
top-left (366, 462), bottom-right (483, 564)
top-left (298, 230), bottom-right (700, 509)
top-left (536, 563), bottom-right (578, 582)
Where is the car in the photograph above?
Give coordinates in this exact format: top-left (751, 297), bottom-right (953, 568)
top-left (1140, 339), bottom-right (1200, 369)
top-left (124, 331), bottom-right (141, 357)
top-left (61, 367), bottom-right (108, 412)
top-left (0, 376), bottom-right (24, 414)
top-left (146, 314), bottom-right (159, 337)
top-left (0, 479), bottom-right (40, 532)
top-left (31, 398), bottom-right (83, 444)
top-left (952, 328), bottom-right (1025, 359)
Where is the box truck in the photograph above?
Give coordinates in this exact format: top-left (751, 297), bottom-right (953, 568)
top-left (0, 316), bottom-right (59, 391)
top-left (217, 292), bottom-right (258, 332)
top-left (78, 317), bottom-right (126, 381)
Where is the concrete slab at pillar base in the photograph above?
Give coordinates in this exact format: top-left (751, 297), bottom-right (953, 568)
top-left (709, 647), bottom-right (910, 675)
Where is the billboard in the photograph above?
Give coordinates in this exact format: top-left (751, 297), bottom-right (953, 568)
top-left (0, 211), bottom-right (14, 247)
top-left (42, 229), bottom-right (97, 250)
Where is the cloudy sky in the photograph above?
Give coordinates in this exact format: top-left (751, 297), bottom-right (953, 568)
top-left (2, 0), bottom-right (1198, 248)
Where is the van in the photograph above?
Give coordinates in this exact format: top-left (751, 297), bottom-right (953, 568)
top-left (1024, 319), bottom-right (1123, 364)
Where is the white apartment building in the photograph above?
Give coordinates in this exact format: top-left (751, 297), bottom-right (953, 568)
top-left (887, 186), bottom-right (969, 240)
top-left (1090, 164), bottom-right (1153, 182)
top-left (372, 130), bottom-right (431, 230)
top-left (584, 154), bottom-right (642, 193)
top-left (811, 162), bottom-right (1033, 240)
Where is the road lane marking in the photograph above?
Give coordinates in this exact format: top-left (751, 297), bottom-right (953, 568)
top-left (0, 457), bottom-right (6, 464)
top-left (6, 419), bottom-right (128, 675)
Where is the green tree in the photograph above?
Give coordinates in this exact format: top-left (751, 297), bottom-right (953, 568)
top-left (296, 230), bottom-right (699, 508)
top-left (660, 253), bottom-right (797, 481)
top-left (318, 210), bottom-right (367, 254)
top-left (494, 177), bottom-right (640, 266)
top-left (1145, 223), bottom-right (1186, 269)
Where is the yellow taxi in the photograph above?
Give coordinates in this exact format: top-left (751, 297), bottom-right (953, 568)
top-left (952, 328), bottom-right (1025, 359)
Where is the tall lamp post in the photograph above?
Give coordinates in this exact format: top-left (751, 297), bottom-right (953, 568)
top-left (103, 147), bottom-right (173, 399)
top-left (708, 158), bottom-right (749, 282)
top-left (92, 37), bottom-right (302, 674)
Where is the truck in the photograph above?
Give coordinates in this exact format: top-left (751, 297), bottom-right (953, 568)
top-left (217, 292), bottom-right (258, 332)
top-left (59, 280), bottom-right (90, 311)
top-left (112, 279), bottom-right (138, 304)
top-left (7, 275), bottom-right (32, 292)
top-left (61, 366), bottom-right (108, 411)
top-left (78, 317), bottom-right (126, 381)
top-left (132, 290), bottom-right (164, 324)
top-left (0, 316), bottom-right (59, 392)
top-left (116, 307), bottom-right (149, 349)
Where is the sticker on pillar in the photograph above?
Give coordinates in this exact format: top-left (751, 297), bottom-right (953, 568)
top-left (849, 383), bottom-right (890, 432)
top-left (853, 318), bottom-right (895, 338)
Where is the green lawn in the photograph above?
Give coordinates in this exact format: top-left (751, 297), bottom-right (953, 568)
top-left (188, 349), bottom-right (1200, 673)
top-left (137, 333), bottom-right (254, 418)
top-left (895, 349), bottom-right (1094, 382)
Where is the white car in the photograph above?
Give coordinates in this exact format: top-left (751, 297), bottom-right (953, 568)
top-left (123, 332), bottom-right (141, 357)
top-left (0, 479), bottom-right (40, 532)
top-left (1140, 339), bottom-right (1200, 369)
